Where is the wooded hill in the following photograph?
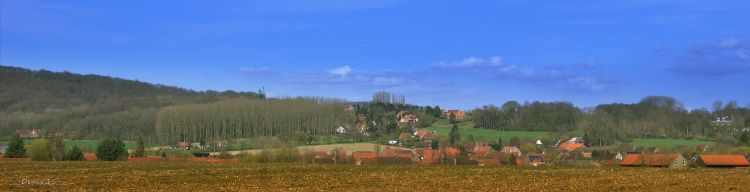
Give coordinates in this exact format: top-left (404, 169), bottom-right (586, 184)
top-left (0, 65), bottom-right (264, 140)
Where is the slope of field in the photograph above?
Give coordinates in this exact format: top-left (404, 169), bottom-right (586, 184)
top-left (1, 162), bottom-right (748, 191)
top-left (208, 143), bottom-right (408, 156)
top-left (629, 138), bottom-right (717, 148)
top-left (427, 119), bottom-right (548, 140)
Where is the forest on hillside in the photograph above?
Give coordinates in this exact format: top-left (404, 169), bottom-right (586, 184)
top-left (0, 65), bottom-right (264, 140)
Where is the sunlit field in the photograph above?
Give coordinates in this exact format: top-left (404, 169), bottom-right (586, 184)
top-left (1, 162), bottom-right (748, 191)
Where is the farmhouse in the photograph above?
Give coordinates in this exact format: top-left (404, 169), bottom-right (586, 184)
top-left (443, 110), bottom-right (465, 120)
top-left (620, 154), bottom-right (688, 168)
top-left (697, 155), bottom-right (750, 168)
top-left (399, 114), bottom-right (419, 124)
top-left (16, 129), bottom-right (40, 138)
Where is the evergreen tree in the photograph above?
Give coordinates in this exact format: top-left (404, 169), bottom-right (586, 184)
top-left (740, 132), bottom-right (749, 146)
top-left (134, 136), bottom-right (146, 157)
top-left (96, 139), bottom-right (128, 161)
top-left (449, 123), bottom-right (460, 146)
top-left (64, 146), bottom-right (84, 161)
top-left (5, 133), bottom-right (26, 158)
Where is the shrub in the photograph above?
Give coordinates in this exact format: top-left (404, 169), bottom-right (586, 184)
top-left (133, 137), bottom-right (146, 157)
top-left (64, 146), bottom-right (85, 161)
top-left (217, 152), bottom-right (233, 159)
top-left (96, 139), bottom-right (128, 161)
top-left (28, 139), bottom-right (50, 161)
top-left (5, 133), bottom-right (26, 158)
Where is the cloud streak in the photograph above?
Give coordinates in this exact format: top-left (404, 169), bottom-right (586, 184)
top-left (669, 38), bottom-right (750, 77)
top-left (432, 56), bottom-right (608, 91)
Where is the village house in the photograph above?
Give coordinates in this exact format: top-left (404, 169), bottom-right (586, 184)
top-left (521, 154), bottom-right (546, 166)
top-left (620, 154), bottom-right (688, 168)
top-left (464, 142), bottom-right (491, 160)
top-left (16, 129), bottom-right (40, 138)
top-left (697, 155), bottom-right (750, 168)
top-left (399, 114), bottom-right (419, 125)
top-left (443, 110), bottom-right (465, 120)
top-left (500, 146), bottom-right (522, 157)
top-left (558, 143), bottom-right (584, 152)
top-left (353, 151), bottom-right (377, 165)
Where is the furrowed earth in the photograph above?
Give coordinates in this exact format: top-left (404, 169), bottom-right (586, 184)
top-left (1, 162), bottom-right (749, 191)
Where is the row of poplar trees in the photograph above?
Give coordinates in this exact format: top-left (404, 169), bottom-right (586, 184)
top-left (155, 98), bottom-right (354, 145)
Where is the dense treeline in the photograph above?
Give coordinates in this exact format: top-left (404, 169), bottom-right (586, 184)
top-left (155, 98), bottom-right (355, 144)
top-left (472, 96), bottom-right (750, 143)
top-left (472, 101), bottom-right (580, 132)
top-left (0, 65), bottom-right (264, 140)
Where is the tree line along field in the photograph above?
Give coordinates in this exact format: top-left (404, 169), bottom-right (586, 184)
top-left (1, 162), bottom-right (748, 191)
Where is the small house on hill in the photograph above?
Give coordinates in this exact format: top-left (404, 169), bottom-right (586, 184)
top-left (697, 155), bottom-right (750, 168)
top-left (16, 129), bottom-right (40, 138)
top-left (443, 110), bottom-right (465, 120)
top-left (620, 154), bottom-right (687, 168)
top-left (399, 114), bottom-right (419, 124)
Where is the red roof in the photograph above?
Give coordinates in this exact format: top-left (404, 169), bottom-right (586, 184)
top-left (699, 155), bottom-right (750, 166)
top-left (620, 154), bottom-right (682, 166)
top-left (558, 143), bottom-right (583, 151)
top-left (444, 147), bottom-right (459, 158)
top-left (353, 151), bottom-right (377, 159)
top-left (84, 153), bottom-right (97, 161)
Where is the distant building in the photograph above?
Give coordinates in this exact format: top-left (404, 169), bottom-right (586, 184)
top-left (620, 154), bottom-right (688, 168)
top-left (353, 151), bottom-right (377, 165)
top-left (523, 154), bottom-right (546, 166)
top-left (16, 129), bottom-right (40, 138)
top-left (399, 114), bottom-right (419, 124)
top-left (500, 146), bottom-right (522, 157)
top-left (443, 110), bottom-right (465, 120)
top-left (697, 155), bottom-right (750, 168)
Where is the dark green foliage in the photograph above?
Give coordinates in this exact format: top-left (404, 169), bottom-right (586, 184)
top-left (134, 137), bottom-right (146, 157)
top-left (64, 146), bottom-right (85, 161)
top-left (449, 113), bottom-right (457, 124)
top-left (449, 124), bottom-right (459, 146)
top-left (5, 133), bottom-right (26, 158)
top-left (0, 65), bottom-right (263, 140)
top-left (509, 136), bottom-right (521, 147)
top-left (96, 139), bottom-right (128, 161)
top-left (740, 132), bottom-right (749, 146)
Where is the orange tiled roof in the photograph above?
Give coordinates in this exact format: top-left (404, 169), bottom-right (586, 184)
top-left (83, 153), bottom-right (97, 161)
top-left (700, 155), bottom-right (750, 166)
top-left (558, 143), bottom-right (583, 151)
top-left (620, 154), bottom-right (681, 166)
top-left (444, 147), bottom-right (459, 157)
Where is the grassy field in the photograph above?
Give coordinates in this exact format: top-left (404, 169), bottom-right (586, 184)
top-left (427, 120), bottom-right (548, 140)
top-left (1, 162), bottom-right (748, 191)
top-left (428, 127), bottom-right (548, 140)
top-left (629, 138), bottom-right (717, 148)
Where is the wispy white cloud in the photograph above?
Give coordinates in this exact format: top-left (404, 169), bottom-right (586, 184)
top-left (327, 65), bottom-right (353, 76)
top-left (432, 56), bottom-right (610, 91)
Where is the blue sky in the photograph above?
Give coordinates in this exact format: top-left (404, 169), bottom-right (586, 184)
top-left (2, 0), bottom-right (749, 110)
